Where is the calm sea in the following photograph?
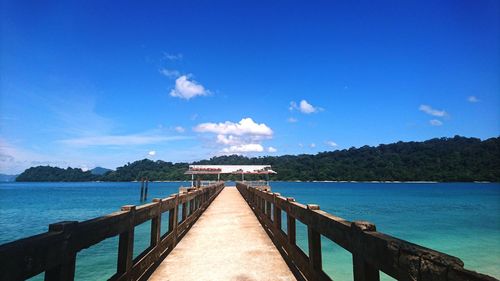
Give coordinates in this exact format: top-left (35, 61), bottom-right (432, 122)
top-left (0, 182), bottom-right (498, 280)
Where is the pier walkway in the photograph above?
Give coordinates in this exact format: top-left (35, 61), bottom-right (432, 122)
top-left (149, 186), bottom-right (295, 281)
top-left (1, 181), bottom-right (497, 281)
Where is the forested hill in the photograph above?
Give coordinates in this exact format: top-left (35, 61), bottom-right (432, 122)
top-left (15, 136), bottom-right (500, 182)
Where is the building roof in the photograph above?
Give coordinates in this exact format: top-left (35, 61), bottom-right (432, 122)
top-left (185, 165), bottom-right (277, 175)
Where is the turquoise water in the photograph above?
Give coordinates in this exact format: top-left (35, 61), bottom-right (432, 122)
top-left (1, 182), bottom-right (499, 280)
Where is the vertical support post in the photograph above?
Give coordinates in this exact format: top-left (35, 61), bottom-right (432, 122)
top-left (181, 200), bottom-right (187, 222)
top-left (352, 221), bottom-right (380, 281)
top-left (169, 194), bottom-right (179, 245)
top-left (144, 178), bottom-right (149, 201)
top-left (286, 197), bottom-right (296, 245)
top-left (307, 204), bottom-right (322, 271)
top-left (117, 205), bottom-right (136, 275)
top-left (151, 199), bottom-right (162, 247)
top-left (45, 221), bottom-right (78, 281)
top-left (140, 179), bottom-right (144, 202)
top-left (266, 198), bottom-right (272, 219)
top-left (191, 174), bottom-right (194, 187)
top-left (273, 193), bottom-right (282, 230)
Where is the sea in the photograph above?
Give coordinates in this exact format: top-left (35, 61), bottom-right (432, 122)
top-left (0, 182), bottom-right (498, 280)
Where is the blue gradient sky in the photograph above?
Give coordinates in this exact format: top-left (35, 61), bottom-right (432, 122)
top-left (1, 0), bottom-right (499, 173)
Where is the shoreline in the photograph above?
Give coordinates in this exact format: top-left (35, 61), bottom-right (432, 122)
top-left (3, 180), bottom-right (496, 184)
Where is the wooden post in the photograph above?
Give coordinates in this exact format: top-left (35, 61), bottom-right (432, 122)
top-left (117, 205), bottom-right (135, 275)
top-left (140, 179), bottom-right (144, 202)
top-left (144, 178), bottom-right (149, 201)
top-left (169, 194), bottom-right (179, 242)
top-left (181, 201), bottom-right (187, 222)
top-left (266, 199), bottom-right (272, 219)
top-left (151, 199), bottom-right (162, 247)
top-left (273, 193), bottom-right (282, 230)
top-left (307, 204), bottom-right (322, 271)
top-left (352, 221), bottom-right (380, 281)
top-left (190, 199), bottom-right (195, 216)
top-left (45, 221), bottom-right (78, 281)
top-left (286, 197), bottom-right (296, 245)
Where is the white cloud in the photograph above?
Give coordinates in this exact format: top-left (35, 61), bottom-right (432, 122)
top-left (148, 150), bottom-right (156, 156)
top-left (170, 75), bottom-right (210, 100)
top-left (290, 100), bottom-right (322, 114)
top-left (195, 118), bottom-right (273, 155)
top-left (310, 143), bottom-right (316, 148)
top-left (59, 134), bottom-right (189, 147)
top-left (175, 126), bottom-right (185, 133)
top-left (326, 141), bottom-right (338, 147)
top-left (222, 144), bottom-right (264, 153)
top-left (160, 68), bottom-right (180, 78)
top-left (287, 117), bottom-right (298, 123)
top-left (216, 134), bottom-right (239, 145)
top-left (419, 104), bottom-right (447, 117)
top-left (268, 146), bottom-right (277, 153)
top-left (195, 118), bottom-right (273, 136)
top-left (429, 119), bottom-right (443, 126)
top-left (164, 53), bottom-right (183, 61)
top-left (468, 96), bottom-right (479, 103)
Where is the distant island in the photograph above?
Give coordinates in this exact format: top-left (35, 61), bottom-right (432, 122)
top-left (15, 136), bottom-right (500, 182)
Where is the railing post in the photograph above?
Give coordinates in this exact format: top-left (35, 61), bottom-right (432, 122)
top-left (190, 198), bottom-right (195, 215)
top-left (352, 221), bottom-right (380, 281)
top-left (117, 205), bottom-right (135, 275)
top-left (45, 221), bottom-right (78, 281)
top-left (307, 204), bottom-right (322, 271)
top-left (273, 193), bottom-right (281, 230)
top-left (169, 194), bottom-right (179, 244)
top-left (151, 199), bottom-right (162, 247)
top-left (182, 200), bottom-right (187, 222)
top-left (286, 197), bottom-right (296, 245)
top-left (266, 196), bottom-right (272, 219)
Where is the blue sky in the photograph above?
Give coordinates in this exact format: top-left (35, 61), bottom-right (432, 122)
top-left (1, 0), bottom-right (499, 173)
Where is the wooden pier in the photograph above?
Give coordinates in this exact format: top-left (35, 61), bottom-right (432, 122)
top-left (0, 182), bottom-right (498, 281)
top-left (149, 186), bottom-right (295, 281)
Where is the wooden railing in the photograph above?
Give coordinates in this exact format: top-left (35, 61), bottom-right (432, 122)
top-left (0, 182), bottom-right (225, 281)
top-left (236, 182), bottom-right (498, 281)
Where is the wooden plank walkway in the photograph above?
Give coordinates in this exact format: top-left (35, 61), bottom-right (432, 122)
top-left (149, 186), bottom-right (296, 281)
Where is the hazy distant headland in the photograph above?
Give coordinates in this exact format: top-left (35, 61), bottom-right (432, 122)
top-left (14, 136), bottom-right (500, 182)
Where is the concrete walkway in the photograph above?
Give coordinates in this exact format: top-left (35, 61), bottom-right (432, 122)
top-left (149, 186), bottom-right (296, 281)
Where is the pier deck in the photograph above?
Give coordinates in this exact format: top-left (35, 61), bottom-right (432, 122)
top-left (149, 186), bottom-right (296, 281)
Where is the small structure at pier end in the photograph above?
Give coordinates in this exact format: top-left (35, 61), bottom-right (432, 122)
top-left (185, 164), bottom-right (276, 186)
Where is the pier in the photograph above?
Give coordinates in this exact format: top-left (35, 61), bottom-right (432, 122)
top-left (149, 186), bottom-right (294, 281)
top-left (0, 181), bottom-right (497, 281)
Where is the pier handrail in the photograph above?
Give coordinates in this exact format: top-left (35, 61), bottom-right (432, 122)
top-left (236, 182), bottom-right (498, 281)
top-left (0, 182), bottom-right (225, 281)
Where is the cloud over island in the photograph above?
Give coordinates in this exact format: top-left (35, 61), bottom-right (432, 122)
top-left (194, 118), bottom-right (274, 154)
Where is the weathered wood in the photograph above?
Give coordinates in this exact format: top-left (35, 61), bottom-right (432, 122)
top-left (286, 197), bottom-right (296, 246)
top-left (266, 200), bottom-right (272, 220)
top-left (117, 205), bottom-right (136, 275)
top-left (0, 182), bottom-right (225, 281)
top-left (151, 199), bottom-right (162, 247)
top-left (181, 202), bottom-right (187, 222)
top-left (352, 221), bottom-right (379, 281)
top-left (44, 221), bottom-right (78, 281)
top-left (273, 193), bottom-right (282, 230)
top-left (235, 182), bottom-right (498, 281)
top-left (0, 231), bottom-right (66, 281)
top-left (307, 205), bottom-right (322, 272)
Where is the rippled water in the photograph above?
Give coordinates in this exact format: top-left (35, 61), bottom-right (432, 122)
top-left (0, 182), bottom-right (498, 280)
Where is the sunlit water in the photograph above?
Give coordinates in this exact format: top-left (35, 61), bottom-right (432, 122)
top-left (0, 182), bottom-right (498, 280)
